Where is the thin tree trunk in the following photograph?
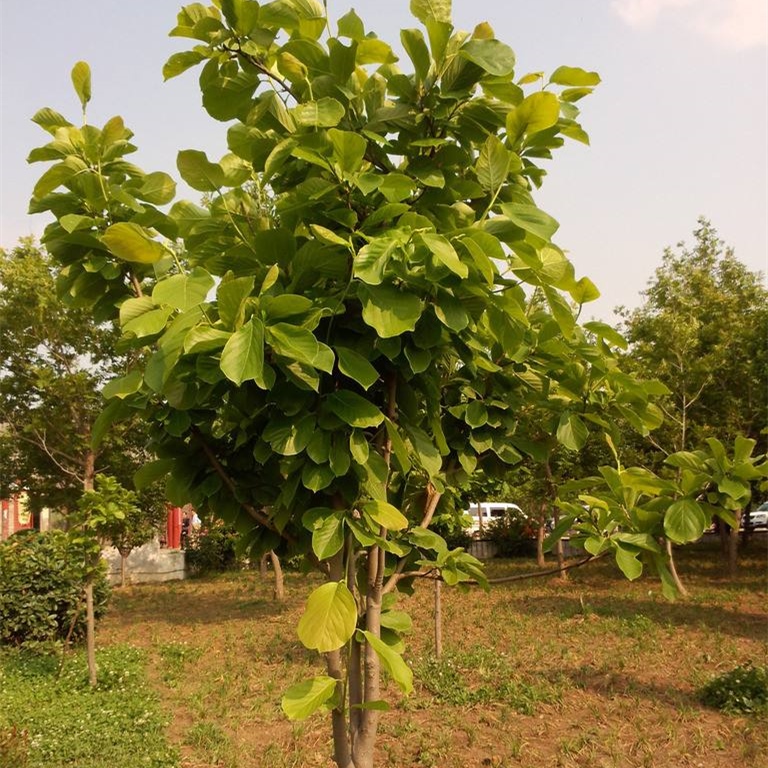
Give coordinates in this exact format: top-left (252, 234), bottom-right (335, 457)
top-left (728, 510), bottom-right (742, 577)
top-left (666, 538), bottom-right (688, 597)
top-left (434, 578), bottom-right (443, 659)
top-left (259, 552), bottom-right (268, 578)
top-left (120, 553), bottom-right (127, 588)
top-left (536, 500), bottom-right (548, 567)
top-left (83, 451), bottom-right (97, 686)
top-left (269, 550), bottom-right (285, 601)
top-left (85, 582), bottom-right (97, 687)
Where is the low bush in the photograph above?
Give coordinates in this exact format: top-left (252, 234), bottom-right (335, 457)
top-left (699, 664), bottom-right (768, 715)
top-left (486, 513), bottom-right (537, 558)
top-left (185, 523), bottom-right (242, 575)
top-left (0, 530), bottom-right (110, 647)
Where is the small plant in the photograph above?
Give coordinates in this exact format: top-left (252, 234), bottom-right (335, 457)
top-left (0, 530), bottom-right (109, 647)
top-left (699, 664), bottom-right (768, 715)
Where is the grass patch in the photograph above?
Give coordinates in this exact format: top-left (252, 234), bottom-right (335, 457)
top-left (0, 645), bottom-right (177, 768)
top-left (413, 646), bottom-right (562, 713)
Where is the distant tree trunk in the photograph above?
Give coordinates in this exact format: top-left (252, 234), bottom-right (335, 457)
top-left (83, 450), bottom-right (97, 687)
top-left (85, 582), bottom-right (97, 687)
top-left (536, 500), bottom-right (548, 567)
top-left (728, 510), bottom-right (742, 577)
top-left (120, 553), bottom-right (127, 588)
top-left (269, 550), bottom-right (285, 601)
top-left (666, 539), bottom-right (688, 597)
top-left (259, 552), bottom-right (269, 578)
top-left (434, 578), bottom-right (443, 659)
top-left (543, 460), bottom-right (567, 581)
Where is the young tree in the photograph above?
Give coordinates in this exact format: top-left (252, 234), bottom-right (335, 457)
top-left (25, 3), bottom-right (676, 765)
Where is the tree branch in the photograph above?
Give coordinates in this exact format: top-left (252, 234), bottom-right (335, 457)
top-left (191, 428), bottom-right (293, 543)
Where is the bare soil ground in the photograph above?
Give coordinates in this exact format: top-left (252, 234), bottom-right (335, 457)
top-left (100, 537), bottom-right (768, 768)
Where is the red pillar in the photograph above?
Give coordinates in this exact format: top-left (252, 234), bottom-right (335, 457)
top-left (166, 506), bottom-right (182, 549)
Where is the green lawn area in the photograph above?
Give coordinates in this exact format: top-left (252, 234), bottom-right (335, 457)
top-left (2, 537), bottom-right (766, 768)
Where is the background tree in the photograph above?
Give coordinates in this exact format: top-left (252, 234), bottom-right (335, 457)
top-left (619, 218), bottom-right (767, 460)
top-left (0, 239), bottom-right (160, 519)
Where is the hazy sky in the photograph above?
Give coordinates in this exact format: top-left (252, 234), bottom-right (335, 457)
top-left (1, 0), bottom-right (766, 321)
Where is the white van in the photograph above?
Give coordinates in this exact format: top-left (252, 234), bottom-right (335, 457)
top-left (464, 502), bottom-right (523, 537)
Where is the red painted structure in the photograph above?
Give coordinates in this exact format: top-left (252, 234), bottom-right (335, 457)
top-left (166, 506), bottom-right (183, 549)
top-left (0, 495), bottom-right (34, 540)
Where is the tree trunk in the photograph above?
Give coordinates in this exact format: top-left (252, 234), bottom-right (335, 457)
top-left (85, 581), bottom-right (97, 687)
top-left (728, 510), bottom-right (742, 577)
top-left (434, 578), bottom-right (443, 659)
top-left (536, 500), bottom-right (548, 567)
top-left (83, 453), bottom-right (97, 686)
top-left (259, 552), bottom-right (268, 578)
top-left (666, 538), bottom-right (688, 597)
top-left (120, 552), bottom-right (127, 588)
top-left (269, 550), bottom-right (285, 601)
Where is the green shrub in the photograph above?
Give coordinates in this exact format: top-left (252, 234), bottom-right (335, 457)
top-left (185, 523), bottom-right (242, 575)
top-left (0, 530), bottom-right (110, 647)
top-left (699, 664), bottom-right (768, 715)
top-left (486, 513), bottom-right (537, 558)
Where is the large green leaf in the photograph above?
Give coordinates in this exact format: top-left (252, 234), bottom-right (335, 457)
top-left (297, 581), bottom-right (358, 652)
top-left (292, 98), bottom-right (345, 127)
top-left (102, 223), bottom-right (168, 264)
top-left (177, 149), bottom-right (225, 191)
top-left (664, 498), bottom-right (708, 544)
top-left (326, 390), bottom-right (384, 428)
top-left (217, 276), bottom-right (254, 329)
top-left (459, 39), bottom-right (515, 76)
top-left (362, 500), bottom-right (409, 531)
top-left (401, 28), bottom-right (431, 82)
top-left (549, 66), bottom-right (600, 87)
top-left (507, 91), bottom-right (560, 140)
top-left (556, 412), bottom-right (588, 451)
top-left (420, 233), bottom-right (467, 278)
top-left (263, 414), bottom-right (316, 456)
top-left (614, 545), bottom-right (642, 581)
top-left (328, 128), bottom-right (367, 175)
top-left (136, 172), bottom-right (177, 205)
top-left (410, 0), bottom-right (451, 24)
top-left (335, 346), bottom-right (379, 390)
top-left (476, 136), bottom-right (511, 195)
top-left (220, 317), bottom-right (268, 387)
top-left (500, 203), bottom-right (559, 241)
top-left (71, 61), bottom-right (91, 110)
top-left (282, 676), bottom-right (338, 721)
top-left (153, 268), bottom-right (214, 310)
top-left (267, 324), bottom-right (334, 373)
top-left (362, 631), bottom-right (413, 694)
top-left (359, 284), bottom-right (424, 338)
top-left (311, 512), bottom-right (346, 560)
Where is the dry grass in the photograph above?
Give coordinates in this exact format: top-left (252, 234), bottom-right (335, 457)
top-left (99, 536), bottom-right (768, 768)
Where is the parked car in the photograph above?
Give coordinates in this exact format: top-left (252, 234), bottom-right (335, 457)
top-left (743, 502), bottom-right (768, 529)
top-left (463, 502), bottom-right (524, 537)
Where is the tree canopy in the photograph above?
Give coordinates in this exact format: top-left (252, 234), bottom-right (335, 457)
top-left (23, 2), bottom-right (732, 766)
top-left (619, 218), bottom-right (767, 458)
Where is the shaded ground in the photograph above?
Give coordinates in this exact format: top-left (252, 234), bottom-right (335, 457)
top-left (100, 538), bottom-right (768, 768)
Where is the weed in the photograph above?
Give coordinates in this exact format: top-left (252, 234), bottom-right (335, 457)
top-left (185, 721), bottom-right (235, 767)
top-left (699, 664), bottom-right (768, 715)
top-left (0, 645), bottom-right (177, 768)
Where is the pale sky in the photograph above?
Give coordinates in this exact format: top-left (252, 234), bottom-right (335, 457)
top-left (1, 0), bottom-right (766, 321)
